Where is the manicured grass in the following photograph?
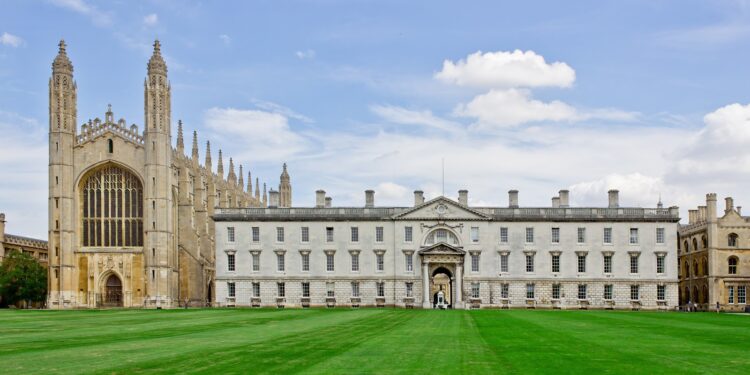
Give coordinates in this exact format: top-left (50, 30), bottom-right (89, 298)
top-left (0, 308), bottom-right (748, 374)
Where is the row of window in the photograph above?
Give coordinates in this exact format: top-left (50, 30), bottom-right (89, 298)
top-left (682, 256), bottom-right (741, 278)
top-left (496, 252), bottom-right (665, 274)
top-left (478, 283), bottom-right (665, 301)
top-left (227, 251), bottom-right (403, 273)
top-left (682, 233), bottom-right (743, 253)
top-left (227, 226), bottom-right (666, 245)
top-left (226, 281), bottom-right (415, 299)
top-left (727, 286), bottom-right (748, 304)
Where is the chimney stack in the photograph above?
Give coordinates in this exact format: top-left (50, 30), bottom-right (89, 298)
top-left (551, 197), bottom-right (560, 208)
top-left (325, 197), bottom-right (332, 208)
top-left (458, 190), bottom-right (468, 206)
top-left (726, 197), bottom-right (734, 213)
top-left (738, 206), bottom-right (743, 216)
top-left (414, 190), bottom-right (424, 206)
top-left (559, 190), bottom-right (569, 208)
top-left (706, 193), bottom-right (717, 223)
top-left (608, 189), bottom-right (619, 208)
top-left (268, 190), bottom-right (279, 208)
top-left (316, 190), bottom-right (326, 208)
top-left (698, 206), bottom-right (707, 222)
top-left (509, 190), bottom-right (519, 208)
top-left (688, 209), bottom-right (697, 224)
top-left (365, 190), bottom-right (375, 208)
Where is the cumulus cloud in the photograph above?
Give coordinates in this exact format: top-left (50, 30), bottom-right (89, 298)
top-left (370, 104), bottom-right (462, 133)
top-left (219, 34), bottom-right (231, 45)
top-left (143, 13), bottom-right (158, 27)
top-left (455, 89), bottom-right (578, 128)
top-left (435, 50), bottom-right (575, 89)
top-left (0, 32), bottom-right (23, 47)
top-left (295, 49), bottom-right (316, 59)
top-left (49, 0), bottom-right (113, 27)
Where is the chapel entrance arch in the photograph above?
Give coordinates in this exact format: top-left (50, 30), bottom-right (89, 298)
top-left (102, 273), bottom-right (123, 307)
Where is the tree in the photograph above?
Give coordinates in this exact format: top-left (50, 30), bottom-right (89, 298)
top-left (0, 251), bottom-right (47, 308)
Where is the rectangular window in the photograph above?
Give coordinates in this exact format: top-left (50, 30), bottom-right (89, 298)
top-left (656, 255), bottom-right (665, 274)
top-left (326, 254), bottom-right (335, 272)
top-left (327, 282), bottom-right (335, 298)
top-left (551, 254), bottom-right (560, 273)
top-left (577, 227), bottom-right (586, 244)
top-left (500, 227), bottom-right (508, 243)
top-left (471, 283), bottom-right (480, 299)
top-left (525, 227), bottom-right (534, 243)
top-left (375, 227), bottom-right (384, 243)
top-left (351, 282), bottom-right (360, 297)
top-left (525, 254), bottom-right (534, 273)
top-left (301, 253), bottom-right (310, 272)
top-left (252, 227), bottom-right (260, 242)
top-left (376, 254), bottom-right (384, 272)
top-left (277, 282), bottom-right (285, 298)
top-left (471, 253), bottom-right (480, 272)
top-left (604, 284), bottom-right (613, 300)
top-left (252, 282), bottom-right (260, 298)
top-left (471, 227), bottom-right (480, 243)
top-left (630, 228), bottom-right (639, 244)
top-left (227, 282), bottom-right (235, 297)
top-left (656, 228), bottom-right (665, 244)
top-left (526, 283), bottom-right (535, 299)
top-left (227, 227), bottom-right (235, 242)
top-left (501, 284), bottom-right (509, 299)
top-left (552, 284), bottom-right (561, 299)
top-left (326, 227), bottom-right (334, 242)
top-left (577, 254), bottom-right (587, 273)
top-left (603, 227), bottom-right (612, 244)
top-left (276, 253), bottom-right (285, 272)
top-left (404, 226), bottom-right (413, 243)
top-left (351, 253), bottom-right (359, 272)
top-left (302, 282), bottom-right (310, 298)
top-left (630, 254), bottom-right (639, 274)
top-left (739, 286), bottom-right (747, 304)
top-left (276, 227), bottom-right (284, 242)
top-left (405, 253), bottom-right (413, 272)
top-left (551, 227), bottom-right (560, 243)
top-left (351, 227), bottom-right (359, 242)
top-left (301, 227), bottom-right (309, 243)
top-left (729, 286), bottom-right (735, 304)
top-left (377, 282), bottom-right (385, 297)
top-left (227, 253), bottom-right (235, 272)
top-left (604, 255), bottom-right (612, 274)
top-left (252, 253), bottom-right (260, 272)
top-left (630, 285), bottom-right (639, 301)
top-left (500, 254), bottom-right (509, 273)
top-left (578, 284), bottom-right (587, 300)
top-left (657, 285), bottom-right (665, 301)
top-left (406, 282), bottom-right (414, 298)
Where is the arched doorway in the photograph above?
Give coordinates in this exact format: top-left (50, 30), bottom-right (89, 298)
top-left (431, 266), bottom-right (453, 309)
top-left (104, 274), bottom-right (123, 307)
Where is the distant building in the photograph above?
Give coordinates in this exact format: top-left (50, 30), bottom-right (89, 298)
top-left (214, 188), bottom-right (680, 310)
top-left (678, 194), bottom-right (750, 311)
top-left (0, 213), bottom-right (48, 266)
top-left (46, 40), bottom-right (291, 309)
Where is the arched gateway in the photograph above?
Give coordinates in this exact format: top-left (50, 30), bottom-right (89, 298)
top-left (419, 242), bottom-right (466, 309)
top-left (102, 274), bottom-right (123, 307)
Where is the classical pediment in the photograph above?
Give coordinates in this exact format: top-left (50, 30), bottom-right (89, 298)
top-left (393, 196), bottom-right (492, 221)
top-left (418, 242), bottom-right (466, 255)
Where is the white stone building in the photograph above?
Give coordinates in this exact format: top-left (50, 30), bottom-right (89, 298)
top-left (214, 189), bottom-right (680, 310)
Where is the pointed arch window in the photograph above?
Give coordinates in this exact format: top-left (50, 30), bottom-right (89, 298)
top-left (81, 165), bottom-right (143, 247)
top-left (728, 233), bottom-right (739, 247)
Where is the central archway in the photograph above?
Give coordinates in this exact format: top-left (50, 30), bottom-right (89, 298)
top-left (431, 266), bottom-right (453, 309)
top-left (103, 274), bottom-right (123, 307)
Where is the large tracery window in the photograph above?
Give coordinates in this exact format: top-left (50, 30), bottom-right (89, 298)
top-left (424, 229), bottom-right (460, 246)
top-left (81, 165), bottom-right (143, 247)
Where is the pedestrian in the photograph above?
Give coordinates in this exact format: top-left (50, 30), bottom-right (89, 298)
top-left (716, 301), bottom-right (720, 314)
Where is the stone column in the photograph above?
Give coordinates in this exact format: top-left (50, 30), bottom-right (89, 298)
top-left (423, 262), bottom-right (430, 308)
top-left (456, 264), bottom-right (464, 309)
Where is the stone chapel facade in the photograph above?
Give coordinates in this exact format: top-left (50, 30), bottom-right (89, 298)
top-left (47, 40), bottom-right (291, 308)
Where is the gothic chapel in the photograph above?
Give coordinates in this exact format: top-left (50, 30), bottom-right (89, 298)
top-left (47, 40), bottom-right (292, 308)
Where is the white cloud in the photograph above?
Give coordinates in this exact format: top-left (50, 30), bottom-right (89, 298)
top-left (0, 32), bottom-right (23, 47)
top-left (48, 0), bottom-right (113, 27)
top-left (656, 23), bottom-right (750, 47)
top-left (251, 99), bottom-right (313, 123)
top-left (143, 13), bottom-right (158, 27)
top-left (435, 50), bottom-right (576, 89)
top-left (570, 173), bottom-right (667, 208)
top-left (295, 49), bottom-right (316, 59)
top-left (219, 34), bottom-right (231, 45)
top-left (455, 89), bottom-right (578, 128)
top-left (370, 104), bottom-right (462, 133)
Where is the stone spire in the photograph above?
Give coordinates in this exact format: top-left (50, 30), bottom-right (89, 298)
top-left (247, 171), bottom-right (252, 193)
top-left (238, 165), bottom-right (244, 188)
top-left (228, 157), bottom-right (236, 182)
top-left (147, 39), bottom-right (167, 77)
top-left (205, 141), bottom-right (212, 173)
top-left (262, 183), bottom-right (268, 207)
top-left (217, 149), bottom-right (224, 178)
top-left (279, 162), bottom-right (292, 207)
top-left (176, 120), bottom-right (184, 154)
top-left (191, 130), bottom-right (199, 161)
top-left (657, 194), bottom-right (663, 209)
top-left (52, 39), bottom-right (74, 75)
top-left (50, 39), bottom-right (76, 132)
top-left (255, 177), bottom-right (260, 200)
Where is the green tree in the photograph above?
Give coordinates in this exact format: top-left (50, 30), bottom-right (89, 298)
top-left (0, 251), bottom-right (47, 308)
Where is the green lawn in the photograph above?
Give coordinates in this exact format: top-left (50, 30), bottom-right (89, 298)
top-left (0, 308), bottom-right (748, 374)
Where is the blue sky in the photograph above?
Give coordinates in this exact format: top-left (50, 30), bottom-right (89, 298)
top-left (2, 0), bottom-right (750, 238)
